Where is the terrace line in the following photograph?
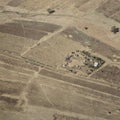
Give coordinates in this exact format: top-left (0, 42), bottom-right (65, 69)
top-left (39, 69), bottom-right (120, 98)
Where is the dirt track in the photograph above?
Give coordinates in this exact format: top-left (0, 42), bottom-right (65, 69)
top-left (0, 0), bottom-right (120, 120)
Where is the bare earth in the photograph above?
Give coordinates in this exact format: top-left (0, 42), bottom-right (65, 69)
top-left (0, 0), bottom-right (120, 120)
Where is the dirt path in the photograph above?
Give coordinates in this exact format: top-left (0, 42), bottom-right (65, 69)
top-left (21, 27), bottom-right (66, 56)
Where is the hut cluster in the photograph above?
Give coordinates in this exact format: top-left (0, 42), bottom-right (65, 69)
top-left (62, 50), bottom-right (105, 75)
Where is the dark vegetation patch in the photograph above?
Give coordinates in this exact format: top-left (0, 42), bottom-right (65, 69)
top-left (53, 113), bottom-right (85, 120)
top-left (16, 20), bottom-right (61, 33)
top-left (0, 80), bottom-right (26, 95)
top-left (0, 96), bottom-right (18, 105)
top-left (0, 20), bottom-right (60, 40)
top-left (0, 22), bottom-right (47, 40)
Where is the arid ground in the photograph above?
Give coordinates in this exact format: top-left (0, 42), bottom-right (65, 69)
top-left (0, 0), bottom-right (120, 120)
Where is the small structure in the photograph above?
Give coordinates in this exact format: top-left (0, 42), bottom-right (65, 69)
top-left (62, 50), bottom-right (105, 75)
top-left (93, 62), bottom-right (99, 68)
top-left (76, 50), bottom-right (80, 52)
top-left (65, 54), bottom-right (73, 62)
top-left (84, 27), bottom-right (88, 30)
top-left (111, 26), bottom-right (119, 34)
top-left (47, 8), bottom-right (55, 14)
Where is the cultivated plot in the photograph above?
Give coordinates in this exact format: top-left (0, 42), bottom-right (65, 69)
top-left (0, 20), bottom-right (61, 54)
top-left (92, 65), bottom-right (120, 86)
top-left (62, 27), bottom-right (120, 61)
top-left (97, 0), bottom-right (120, 22)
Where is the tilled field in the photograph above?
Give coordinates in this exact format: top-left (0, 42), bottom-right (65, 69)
top-left (7, 0), bottom-right (90, 11)
top-left (0, 51), bottom-right (37, 111)
top-left (62, 27), bottom-right (120, 62)
top-left (0, 20), bottom-right (61, 40)
top-left (0, 20), bottom-right (61, 55)
top-left (92, 65), bottom-right (120, 86)
top-left (0, 49), bottom-right (120, 120)
top-left (97, 0), bottom-right (120, 22)
top-left (27, 70), bottom-right (120, 120)
top-left (0, 0), bottom-right (120, 120)
top-left (53, 113), bottom-right (88, 120)
top-left (23, 34), bottom-right (85, 68)
top-left (0, 25), bottom-right (120, 120)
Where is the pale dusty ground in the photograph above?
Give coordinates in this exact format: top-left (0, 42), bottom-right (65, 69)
top-left (0, 0), bottom-right (120, 120)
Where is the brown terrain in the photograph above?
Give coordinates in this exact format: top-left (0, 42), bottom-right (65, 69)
top-left (0, 0), bottom-right (120, 120)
